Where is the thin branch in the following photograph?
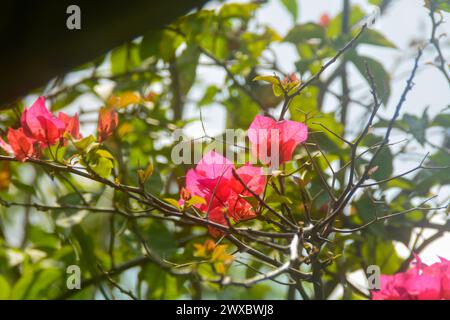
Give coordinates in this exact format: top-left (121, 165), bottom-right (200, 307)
top-left (279, 23), bottom-right (368, 120)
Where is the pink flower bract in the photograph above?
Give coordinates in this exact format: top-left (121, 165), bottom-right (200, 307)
top-left (248, 115), bottom-right (308, 167)
top-left (1, 96), bottom-right (83, 161)
top-left (185, 151), bottom-right (266, 237)
top-left (372, 255), bottom-right (450, 300)
top-left (21, 96), bottom-right (66, 147)
top-left (319, 13), bottom-right (330, 27)
top-left (58, 112), bottom-right (81, 140)
top-left (98, 107), bottom-right (119, 142)
top-left (0, 128), bottom-right (38, 162)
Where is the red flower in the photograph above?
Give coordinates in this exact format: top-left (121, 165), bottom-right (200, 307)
top-left (1, 96), bottom-right (83, 161)
top-left (97, 107), bottom-right (119, 142)
top-left (0, 128), bottom-right (38, 162)
top-left (207, 207), bottom-right (229, 238)
top-left (185, 151), bottom-right (266, 237)
top-left (319, 13), bottom-right (330, 27)
top-left (20, 96), bottom-right (66, 147)
top-left (248, 115), bottom-right (308, 167)
top-left (58, 112), bottom-right (81, 140)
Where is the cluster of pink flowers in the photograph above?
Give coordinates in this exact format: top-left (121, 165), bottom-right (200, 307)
top-left (0, 96), bottom-right (119, 162)
top-left (182, 115), bottom-right (308, 236)
top-left (372, 255), bottom-right (450, 300)
top-left (0, 97), bottom-right (80, 161)
top-left (185, 151), bottom-right (266, 237)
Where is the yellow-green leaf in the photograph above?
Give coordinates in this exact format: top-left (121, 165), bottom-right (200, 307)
top-left (185, 195), bottom-right (206, 208)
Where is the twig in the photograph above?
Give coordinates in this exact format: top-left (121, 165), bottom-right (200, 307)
top-left (279, 23), bottom-right (368, 120)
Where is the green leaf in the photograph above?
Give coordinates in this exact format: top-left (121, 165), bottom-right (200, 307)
top-left (285, 23), bottom-right (325, 44)
top-left (349, 54), bottom-right (391, 105)
top-left (354, 193), bottom-right (383, 234)
top-left (177, 44), bottom-right (200, 95)
top-left (272, 83), bottom-right (284, 97)
top-left (0, 275), bottom-right (11, 299)
top-left (280, 0), bottom-right (298, 23)
top-left (425, 0), bottom-right (450, 12)
top-left (73, 135), bottom-right (97, 152)
top-left (95, 149), bottom-right (115, 160)
top-left (144, 167), bottom-right (163, 194)
top-left (359, 29), bottom-right (396, 48)
top-left (143, 222), bottom-right (178, 258)
top-left (11, 270), bottom-right (34, 299)
top-left (56, 210), bottom-right (89, 228)
top-left (164, 198), bottom-right (182, 210)
top-left (223, 87), bottom-right (260, 129)
top-left (403, 109), bottom-right (429, 145)
top-left (90, 155), bottom-right (114, 179)
top-left (28, 225), bottom-right (59, 250)
top-left (362, 237), bottom-right (403, 274)
top-left (405, 210), bottom-right (424, 222)
top-left (252, 75), bottom-right (280, 85)
top-left (82, 147), bottom-right (115, 179)
top-left (110, 43), bottom-right (141, 76)
top-left (71, 226), bottom-right (99, 281)
top-left (359, 134), bottom-right (394, 181)
top-left (26, 268), bottom-right (62, 299)
top-left (140, 30), bottom-right (163, 60)
top-left (265, 193), bottom-right (293, 205)
top-left (371, 150), bottom-right (393, 181)
top-left (431, 113), bottom-right (450, 128)
top-left (140, 264), bottom-right (183, 299)
top-left (44, 144), bottom-right (66, 163)
top-left (327, 6), bottom-right (365, 38)
top-left (11, 179), bottom-right (36, 195)
top-left (219, 3), bottom-right (258, 20)
top-left (138, 161), bottom-right (154, 184)
top-left (50, 88), bottom-right (84, 112)
top-left (199, 85), bottom-right (220, 106)
top-left (386, 178), bottom-right (414, 190)
top-left (185, 195), bottom-right (206, 208)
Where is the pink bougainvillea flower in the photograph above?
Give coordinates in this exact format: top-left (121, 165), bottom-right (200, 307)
top-left (58, 112), bottom-right (81, 140)
top-left (372, 273), bottom-right (410, 300)
top-left (207, 206), bottom-right (229, 238)
top-left (185, 151), bottom-right (266, 237)
top-left (229, 164), bottom-right (266, 196)
top-left (439, 258), bottom-right (450, 299)
top-left (20, 96), bottom-right (66, 147)
top-left (186, 151), bottom-right (234, 209)
top-left (1, 96), bottom-right (83, 161)
top-left (372, 255), bottom-right (450, 300)
top-left (319, 13), bottom-right (330, 27)
top-left (0, 128), bottom-right (38, 162)
top-left (97, 107), bottom-right (119, 142)
top-left (248, 115), bottom-right (308, 167)
top-left (424, 257), bottom-right (450, 299)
